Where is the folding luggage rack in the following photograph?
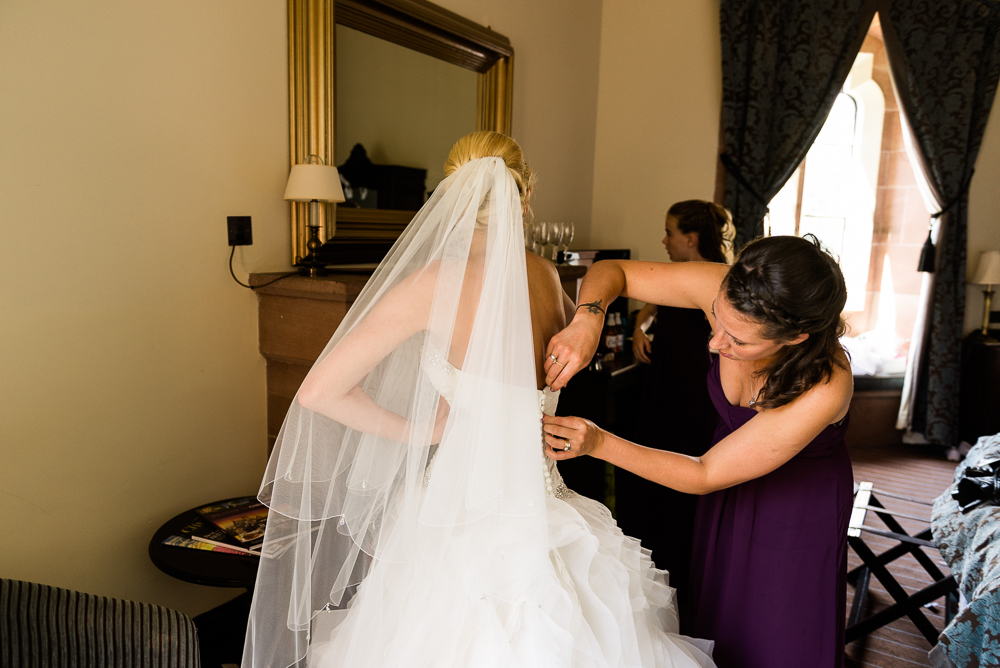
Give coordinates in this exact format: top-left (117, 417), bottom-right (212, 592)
top-left (846, 481), bottom-right (959, 646)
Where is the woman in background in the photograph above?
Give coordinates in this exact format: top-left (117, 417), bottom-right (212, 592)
top-left (621, 200), bottom-right (732, 630)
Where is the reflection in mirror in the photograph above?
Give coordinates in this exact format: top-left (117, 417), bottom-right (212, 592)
top-left (336, 25), bottom-right (477, 211)
top-left (291, 0), bottom-right (512, 266)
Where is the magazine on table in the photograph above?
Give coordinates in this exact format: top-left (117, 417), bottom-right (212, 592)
top-left (161, 497), bottom-right (319, 559)
top-left (162, 516), bottom-right (262, 556)
top-left (195, 497), bottom-right (269, 545)
top-left (162, 534), bottom-right (254, 555)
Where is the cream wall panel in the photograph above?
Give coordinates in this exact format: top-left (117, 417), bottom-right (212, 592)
top-left (590, 1), bottom-right (723, 261)
top-left (433, 0), bottom-right (604, 243)
top-left (967, 91), bottom-right (1000, 334)
top-left (0, 0), bottom-right (289, 615)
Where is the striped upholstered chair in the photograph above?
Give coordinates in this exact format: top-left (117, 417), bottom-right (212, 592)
top-left (0, 578), bottom-right (200, 668)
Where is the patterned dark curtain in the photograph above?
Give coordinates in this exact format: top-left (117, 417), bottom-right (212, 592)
top-left (884, 0), bottom-right (1000, 447)
top-left (719, 0), bottom-right (877, 248)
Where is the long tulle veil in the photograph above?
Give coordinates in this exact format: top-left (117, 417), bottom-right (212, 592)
top-left (242, 157), bottom-right (548, 668)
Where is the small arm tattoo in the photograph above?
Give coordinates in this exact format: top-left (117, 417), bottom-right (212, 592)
top-left (577, 299), bottom-right (606, 316)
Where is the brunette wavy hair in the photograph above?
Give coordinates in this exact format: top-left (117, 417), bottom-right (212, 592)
top-left (722, 235), bottom-right (848, 409)
top-left (668, 200), bottom-right (734, 264)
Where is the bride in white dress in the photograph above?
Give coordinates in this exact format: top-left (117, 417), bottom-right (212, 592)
top-left (242, 132), bottom-right (715, 668)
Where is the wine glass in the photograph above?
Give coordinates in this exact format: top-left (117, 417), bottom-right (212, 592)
top-left (548, 222), bottom-right (564, 262)
top-left (561, 222), bottom-right (575, 258)
top-left (532, 221), bottom-right (548, 256)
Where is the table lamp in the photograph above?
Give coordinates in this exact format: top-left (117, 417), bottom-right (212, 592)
top-left (970, 249), bottom-right (1000, 341)
top-left (284, 156), bottom-right (345, 277)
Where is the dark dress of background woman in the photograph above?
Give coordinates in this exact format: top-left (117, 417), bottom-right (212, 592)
top-left (616, 306), bottom-right (715, 626)
top-left (615, 200), bottom-right (732, 629)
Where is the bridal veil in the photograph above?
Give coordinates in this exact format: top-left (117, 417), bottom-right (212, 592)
top-left (243, 155), bottom-right (549, 668)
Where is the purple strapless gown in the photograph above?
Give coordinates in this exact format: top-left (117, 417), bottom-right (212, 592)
top-left (689, 358), bottom-right (853, 667)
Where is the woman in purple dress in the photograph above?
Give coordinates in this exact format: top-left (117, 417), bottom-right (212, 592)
top-left (541, 235), bottom-right (854, 668)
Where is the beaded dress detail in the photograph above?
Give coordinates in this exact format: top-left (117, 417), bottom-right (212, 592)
top-left (421, 343), bottom-right (571, 499)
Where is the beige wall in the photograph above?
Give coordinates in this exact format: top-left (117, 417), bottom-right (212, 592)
top-left (335, 25), bottom-right (477, 193)
top-left (434, 0), bottom-right (604, 242)
top-left (590, 1), bottom-right (723, 261)
top-left (967, 98), bottom-right (1000, 334)
top-left (0, 1), bottom-right (288, 615)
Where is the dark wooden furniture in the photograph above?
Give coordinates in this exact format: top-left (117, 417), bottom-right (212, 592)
top-left (845, 375), bottom-right (904, 449)
top-left (555, 263), bottom-right (586, 302)
top-left (148, 499), bottom-right (260, 589)
top-left (149, 499), bottom-right (260, 667)
top-left (845, 482), bottom-right (958, 646)
top-left (337, 144), bottom-right (427, 211)
top-left (556, 356), bottom-right (646, 504)
top-left (960, 334), bottom-right (1000, 445)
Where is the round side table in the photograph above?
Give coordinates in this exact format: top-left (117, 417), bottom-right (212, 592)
top-left (148, 498), bottom-right (260, 588)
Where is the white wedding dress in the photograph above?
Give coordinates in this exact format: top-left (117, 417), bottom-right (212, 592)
top-left (242, 156), bottom-right (715, 668)
top-left (305, 344), bottom-right (715, 668)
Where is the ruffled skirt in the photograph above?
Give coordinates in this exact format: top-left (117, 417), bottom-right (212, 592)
top-left (308, 490), bottom-right (715, 667)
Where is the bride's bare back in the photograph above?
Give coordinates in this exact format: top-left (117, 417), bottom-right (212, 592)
top-left (445, 248), bottom-right (574, 390)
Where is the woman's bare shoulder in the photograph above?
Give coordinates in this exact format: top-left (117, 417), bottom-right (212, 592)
top-left (376, 261), bottom-right (442, 313)
top-left (831, 347), bottom-right (854, 401)
top-left (791, 348), bottom-right (853, 421)
top-left (524, 251), bottom-right (562, 291)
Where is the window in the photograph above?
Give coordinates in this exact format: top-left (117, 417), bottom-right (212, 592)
top-left (768, 53), bottom-right (884, 314)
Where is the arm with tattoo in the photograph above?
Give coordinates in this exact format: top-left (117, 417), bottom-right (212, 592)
top-left (577, 299), bottom-right (606, 317)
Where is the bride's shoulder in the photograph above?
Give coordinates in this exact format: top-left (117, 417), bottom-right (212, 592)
top-left (379, 262), bottom-right (443, 314)
top-left (396, 260), bottom-right (444, 290)
top-left (524, 251), bottom-right (560, 287)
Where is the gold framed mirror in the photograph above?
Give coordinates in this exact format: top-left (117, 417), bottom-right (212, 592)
top-left (288, 0), bottom-right (514, 265)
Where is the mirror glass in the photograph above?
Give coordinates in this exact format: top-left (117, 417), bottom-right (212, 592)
top-left (336, 25), bottom-right (478, 210)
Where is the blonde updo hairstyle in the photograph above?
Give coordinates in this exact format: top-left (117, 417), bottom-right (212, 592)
top-left (444, 131), bottom-right (536, 221)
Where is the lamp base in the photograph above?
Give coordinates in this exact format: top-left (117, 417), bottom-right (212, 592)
top-left (296, 223), bottom-right (329, 277)
top-left (981, 287), bottom-right (995, 340)
top-left (296, 258), bottom-right (329, 278)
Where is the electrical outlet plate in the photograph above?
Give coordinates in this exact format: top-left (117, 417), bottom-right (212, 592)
top-left (227, 216), bottom-right (253, 246)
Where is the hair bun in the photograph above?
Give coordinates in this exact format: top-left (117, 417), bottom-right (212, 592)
top-left (444, 132), bottom-right (535, 208)
top-left (668, 199), bottom-right (734, 264)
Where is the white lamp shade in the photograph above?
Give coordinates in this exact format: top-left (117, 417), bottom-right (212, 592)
top-left (971, 250), bottom-right (1000, 285)
top-left (284, 164), bottom-right (345, 203)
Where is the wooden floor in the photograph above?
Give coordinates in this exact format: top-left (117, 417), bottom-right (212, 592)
top-left (845, 440), bottom-right (958, 668)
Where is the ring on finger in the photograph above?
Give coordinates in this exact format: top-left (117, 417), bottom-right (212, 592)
top-left (553, 360), bottom-right (565, 367)
top-left (548, 354), bottom-right (559, 363)
top-left (562, 441), bottom-right (571, 451)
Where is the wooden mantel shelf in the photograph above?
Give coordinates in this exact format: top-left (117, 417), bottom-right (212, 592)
top-left (248, 272), bottom-right (369, 301)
